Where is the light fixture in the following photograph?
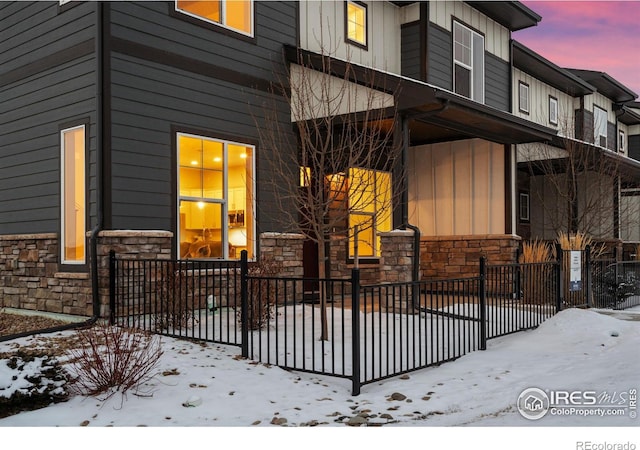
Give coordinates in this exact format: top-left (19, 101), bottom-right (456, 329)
top-left (190, 160), bottom-right (198, 166)
top-left (228, 228), bottom-right (247, 247)
top-left (197, 201), bottom-right (205, 209)
top-left (240, 153), bottom-right (247, 159)
top-left (213, 157), bottom-right (222, 163)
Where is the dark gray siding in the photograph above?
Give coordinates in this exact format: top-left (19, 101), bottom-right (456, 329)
top-left (107, 2), bottom-right (297, 236)
top-left (426, 24), bottom-right (452, 90)
top-left (485, 53), bottom-right (509, 112)
top-left (629, 135), bottom-right (640, 161)
top-left (401, 22), bottom-right (421, 80)
top-left (0, 2), bottom-right (97, 235)
top-left (607, 122), bottom-right (616, 151)
top-left (575, 109), bottom-right (594, 142)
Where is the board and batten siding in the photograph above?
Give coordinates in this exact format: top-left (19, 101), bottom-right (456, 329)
top-left (107, 2), bottom-right (297, 234)
top-left (428, 1), bottom-right (510, 60)
top-left (298, 1), bottom-right (402, 74)
top-left (0, 2), bottom-right (97, 235)
top-left (512, 68), bottom-right (573, 136)
top-left (408, 139), bottom-right (506, 236)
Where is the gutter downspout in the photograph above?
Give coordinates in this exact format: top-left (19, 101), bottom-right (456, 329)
top-left (89, 0), bottom-right (105, 321)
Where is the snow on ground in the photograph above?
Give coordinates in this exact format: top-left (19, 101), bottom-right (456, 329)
top-left (1, 307), bottom-right (639, 449)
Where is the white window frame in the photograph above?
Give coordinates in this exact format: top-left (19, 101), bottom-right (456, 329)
top-left (519, 192), bottom-right (530, 222)
top-left (175, 0), bottom-right (254, 38)
top-left (177, 132), bottom-right (256, 260)
top-left (518, 81), bottom-right (529, 114)
top-left (593, 105), bottom-right (608, 148)
top-left (60, 124), bottom-right (86, 265)
top-left (619, 130), bottom-right (626, 153)
top-left (549, 96), bottom-right (558, 125)
top-left (453, 21), bottom-right (485, 103)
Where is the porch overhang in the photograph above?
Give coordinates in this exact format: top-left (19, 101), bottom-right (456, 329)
top-left (397, 82), bottom-right (557, 146)
top-left (284, 44), bottom-right (557, 147)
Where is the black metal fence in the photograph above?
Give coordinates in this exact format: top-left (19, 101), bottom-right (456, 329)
top-left (591, 259), bottom-right (640, 310)
top-left (110, 251), bottom-right (568, 395)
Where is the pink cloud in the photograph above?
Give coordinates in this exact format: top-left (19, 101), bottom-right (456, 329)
top-left (517, 1), bottom-right (640, 96)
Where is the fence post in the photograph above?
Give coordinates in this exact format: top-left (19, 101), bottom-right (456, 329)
top-left (585, 245), bottom-right (592, 308)
top-left (555, 244), bottom-right (563, 312)
top-left (351, 268), bottom-right (361, 396)
top-left (478, 257), bottom-right (487, 351)
top-left (240, 250), bottom-right (249, 358)
top-left (109, 250), bottom-right (116, 325)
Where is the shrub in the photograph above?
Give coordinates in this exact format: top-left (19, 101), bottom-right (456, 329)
top-left (238, 254), bottom-right (283, 330)
top-left (65, 324), bottom-right (163, 399)
top-left (519, 239), bottom-right (554, 304)
top-left (153, 262), bottom-right (198, 332)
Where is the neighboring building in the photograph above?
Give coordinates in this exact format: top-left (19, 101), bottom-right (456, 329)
top-left (0, 1), bottom-right (637, 318)
top-left (512, 41), bottom-right (640, 247)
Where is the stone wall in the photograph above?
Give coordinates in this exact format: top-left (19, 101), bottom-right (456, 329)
top-left (0, 230), bottom-right (173, 318)
top-left (419, 234), bottom-right (521, 279)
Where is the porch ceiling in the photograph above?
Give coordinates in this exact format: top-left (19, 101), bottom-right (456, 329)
top-left (284, 44), bottom-right (557, 147)
top-left (399, 86), bottom-right (557, 146)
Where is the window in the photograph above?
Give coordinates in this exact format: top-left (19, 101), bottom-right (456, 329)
top-left (175, 0), bottom-right (253, 36)
top-left (594, 105), bottom-right (608, 147)
top-left (519, 192), bottom-right (530, 222)
top-left (61, 125), bottom-right (86, 264)
top-left (345, 1), bottom-right (367, 48)
top-left (177, 133), bottom-right (254, 260)
top-left (453, 21), bottom-right (484, 103)
top-left (549, 96), bottom-right (558, 125)
top-left (620, 130), bottom-right (626, 153)
top-left (347, 168), bottom-right (392, 258)
top-left (518, 82), bottom-right (529, 114)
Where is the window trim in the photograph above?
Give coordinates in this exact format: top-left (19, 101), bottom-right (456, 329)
top-left (452, 20), bottom-right (485, 103)
top-left (519, 192), bottom-right (530, 223)
top-left (344, 0), bottom-right (368, 50)
top-left (173, 0), bottom-right (255, 40)
top-left (518, 81), bottom-right (529, 114)
top-left (60, 121), bottom-right (89, 268)
top-left (548, 95), bottom-right (558, 126)
top-left (619, 130), bottom-right (626, 154)
top-left (176, 130), bottom-right (256, 261)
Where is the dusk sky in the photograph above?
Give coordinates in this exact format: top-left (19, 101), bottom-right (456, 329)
top-left (515, 1), bottom-right (640, 98)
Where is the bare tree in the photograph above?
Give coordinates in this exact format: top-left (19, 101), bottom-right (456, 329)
top-left (255, 46), bottom-right (404, 340)
top-left (519, 110), bottom-right (633, 242)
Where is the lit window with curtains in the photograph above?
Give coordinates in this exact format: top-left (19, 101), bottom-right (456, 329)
top-left (346, 1), bottom-right (367, 47)
top-left (176, 0), bottom-right (253, 36)
top-left (178, 133), bottom-right (254, 260)
top-left (61, 125), bottom-right (86, 264)
top-left (348, 168), bottom-right (392, 258)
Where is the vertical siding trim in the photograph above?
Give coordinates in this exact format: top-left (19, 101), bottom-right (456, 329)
top-left (102, 2), bottom-right (113, 229)
top-left (420, 2), bottom-right (428, 81)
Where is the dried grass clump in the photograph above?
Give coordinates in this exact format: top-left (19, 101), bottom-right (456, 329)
top-left (519, 239), bottom-right (553, 263)
top-left (556, 231), bottom-right (607, 259)
top-left (65, 324), bottom-right (163, 399)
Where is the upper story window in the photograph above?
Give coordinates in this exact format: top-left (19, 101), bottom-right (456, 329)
top-left (593, 105), bottom-right (608, 147)
top-left (549, 96), bottom-right (558, 126)
top-left (345, 1), bottom-right (367, 48)
top-left (518, 82), bottom-right (529, 114)
top-left (176, 0), bottom-right (253, 37)
top-left (619, 130), bottom-right (626, 154)
top-left (453, 21), bottom-right (484, 103)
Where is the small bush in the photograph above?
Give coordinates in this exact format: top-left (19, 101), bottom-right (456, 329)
top-left (239, 254), bottom-right (283, 330)
top-left (65, 324), bottom-right (163, 399)
top-left (153, 262), bottom-right (198, 332)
